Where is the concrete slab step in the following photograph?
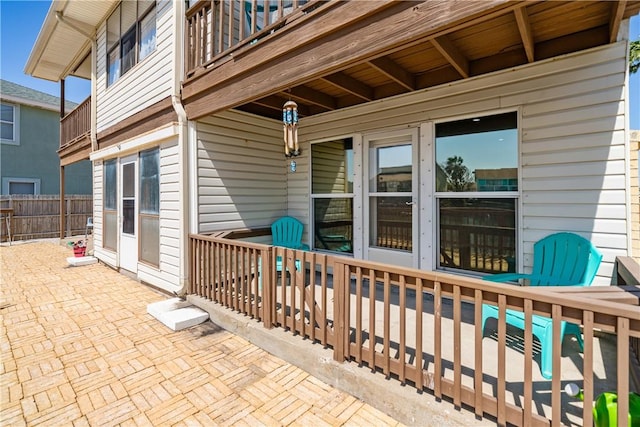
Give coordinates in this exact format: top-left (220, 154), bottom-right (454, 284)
top-left (66, 256), bottom-right (98, 267)
top-left (147, 297), bottom-right (209, 331)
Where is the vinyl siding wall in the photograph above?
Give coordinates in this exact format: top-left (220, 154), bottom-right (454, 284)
top-left (196, 110), bottom-right (286, 236)
top-left (95, 0), bottom-right (174, 132)
top-left (293, 42), bottom-right (629, 284)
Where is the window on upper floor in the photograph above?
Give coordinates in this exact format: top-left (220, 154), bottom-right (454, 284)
top-left (2, 178), bottom-right (40, 195)
top-left (1, 103), bottom-right (19, 145)
top-left (107, 0), bottom-right (157, 87)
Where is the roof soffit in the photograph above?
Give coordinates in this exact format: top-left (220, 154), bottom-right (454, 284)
top-left (25, 0), bottom-right (118, 82)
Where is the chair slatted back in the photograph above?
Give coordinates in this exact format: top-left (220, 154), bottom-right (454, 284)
top-left (530, 232), bottom-right (602, 286)
top-left (271, 216), bottom-right (304, 249)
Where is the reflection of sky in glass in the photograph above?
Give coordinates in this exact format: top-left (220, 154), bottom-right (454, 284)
top-left (379, 144), bottom-right (412, 168)
top-left (436, 129), bottom-right (517, 173)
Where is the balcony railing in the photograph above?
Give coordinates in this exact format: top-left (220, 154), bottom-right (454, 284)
top-left (185, 0), bottom-right (320, 77)
top-left (60, 96), bottom-right (91, 149)
top-left (189, 231), bottom-right (640, 426)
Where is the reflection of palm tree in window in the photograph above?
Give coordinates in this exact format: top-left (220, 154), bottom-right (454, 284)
top-left (442, 156), bottom-right (474, 192)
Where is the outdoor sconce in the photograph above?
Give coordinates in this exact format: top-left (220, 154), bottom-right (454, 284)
top-left (283, 100), bottom-right (300, 157)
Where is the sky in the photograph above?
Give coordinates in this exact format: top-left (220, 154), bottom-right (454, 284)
top-left (0, 1), bottom-right (638, 127)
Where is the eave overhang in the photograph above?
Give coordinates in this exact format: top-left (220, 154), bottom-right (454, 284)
top-left (24, 0), bottom-right (118, 82)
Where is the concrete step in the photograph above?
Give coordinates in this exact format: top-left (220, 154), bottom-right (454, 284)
top-left (66, 256), bottom-right (98, 267)
top-left (147, 297), bottom-right (209, 331)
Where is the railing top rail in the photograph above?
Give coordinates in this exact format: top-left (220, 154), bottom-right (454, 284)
top-left (61, 95), bottom-right (91, 123)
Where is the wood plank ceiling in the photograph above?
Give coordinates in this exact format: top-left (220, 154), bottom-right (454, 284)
top-left (230, 1), bottom-right (640, 121)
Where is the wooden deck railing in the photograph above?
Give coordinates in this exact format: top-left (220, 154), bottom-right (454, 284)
top-left (185, 0), bottom-right (321, 77)
top-left (60, 96), bottom-right (91, 149)
top-left (189, 232), bottom-right (640, 426)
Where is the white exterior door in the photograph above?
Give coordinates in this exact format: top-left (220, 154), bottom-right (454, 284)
top-left (120, 155), bottom-right (138, 272)
top-left (364, 129), bottom-right (419, 268)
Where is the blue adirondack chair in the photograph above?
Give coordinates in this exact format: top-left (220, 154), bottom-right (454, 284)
top-left (482, 232), bottom-right (603, 379)
top-left (271, 216), bottom-right (309, 272)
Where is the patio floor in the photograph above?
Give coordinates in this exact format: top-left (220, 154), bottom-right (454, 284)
top-left (0, 240), bottom-right (405, 426)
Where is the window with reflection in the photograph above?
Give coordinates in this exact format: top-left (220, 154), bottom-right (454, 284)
top-left (107, 1), bottom-right (156, 87)
top-left (311, 138), bottom-right (353, 253)
top-left (139, 148), bottom-right (160, 266)
top-left (103, 159), bottom-right (117, 250)
top-left (435, 112), bottom-right (518, 275)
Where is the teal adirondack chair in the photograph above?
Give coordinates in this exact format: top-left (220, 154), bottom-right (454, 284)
top-left (482, 232), bottom-right (603, 379)
top-left (271, 216), bottom-right (309, 272)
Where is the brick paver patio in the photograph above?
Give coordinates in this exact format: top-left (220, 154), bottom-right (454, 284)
top-left (0, 241), bottom-right (402, 426)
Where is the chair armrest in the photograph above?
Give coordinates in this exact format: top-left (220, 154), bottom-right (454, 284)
top-left (483, 273), bottom-right (530, 284)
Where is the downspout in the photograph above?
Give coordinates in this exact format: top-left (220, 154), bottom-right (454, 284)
top-left (54, 11), bottom-right (98, 151)
top-left (171, 0), bottom-right (190, 296)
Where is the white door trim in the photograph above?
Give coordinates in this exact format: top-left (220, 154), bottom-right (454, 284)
top-left (363, 128), bottom-right (419, 268)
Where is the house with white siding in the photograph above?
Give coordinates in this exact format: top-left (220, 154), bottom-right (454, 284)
top-left (25, 1), bottom-right (640, 424)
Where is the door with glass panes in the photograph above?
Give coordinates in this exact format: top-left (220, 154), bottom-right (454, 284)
top-left (364, 129), bottom-right (419, 268)
top-left (119, 155), bottom-right (137, 272)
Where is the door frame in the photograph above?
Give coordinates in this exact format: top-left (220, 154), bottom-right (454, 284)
top-left (362, 128), bottom-right (420, 268)
top-left (119, 154), bottom-right (138, 272)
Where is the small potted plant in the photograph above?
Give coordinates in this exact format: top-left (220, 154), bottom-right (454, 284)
top-left (67, 240), bottom-right (86, 257)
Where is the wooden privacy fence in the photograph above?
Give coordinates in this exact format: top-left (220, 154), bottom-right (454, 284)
top-left (0, 195), bottom-right (92, 242)
top-left (189, 232), bottom-right (640, 426)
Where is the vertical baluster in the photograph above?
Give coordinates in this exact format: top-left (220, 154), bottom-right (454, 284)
top-left (309, 252), bottom-right (317, 341)
top-left (551, 305), bottom-right (562, 427)
top-left (473, 289), bottom-right (483, 417)
top-left (368, 268), bottom-right (376, 369)
top-left (383, 271), bottom-right (390, 377)
top-left (355, 266), bottom-right (362, 363)
top-left (497, 294), bottom-right (507, 426)
top-left (582, 311), bottom-right (594, 427)
top-left (263, 0), bottom-right (269, 30)
top-left (415, 278), bottom-right (424, 390)
top-left (434, 281), bottom-right (442, 399)
top-left (617, 317), bottom-right (630, 427)
top-left (217, 0), bottom-right (224, 55)
top-left (399, 275), bottom-right (406, 383)
top-left (453, 285), bottom-right (461, 408)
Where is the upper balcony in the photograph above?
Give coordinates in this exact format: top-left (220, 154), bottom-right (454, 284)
top-left (59, 96), bottom-right (91, 166)
top-left (182, 0), bottom-right (640, 122)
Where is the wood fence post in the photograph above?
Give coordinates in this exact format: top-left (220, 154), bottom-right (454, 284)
top-left (66, 197), bottom-right (71, 238)
top-left (262, 248), bottom-right (274, 329)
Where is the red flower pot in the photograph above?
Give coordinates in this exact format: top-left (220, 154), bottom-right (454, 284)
top-left (73, 246), bottom-right (86, 257)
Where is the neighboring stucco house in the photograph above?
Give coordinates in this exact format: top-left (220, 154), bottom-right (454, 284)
top-left (24, 1), bottom-right (639, 292)
top-left (0, 80), bottom-right (92, 195)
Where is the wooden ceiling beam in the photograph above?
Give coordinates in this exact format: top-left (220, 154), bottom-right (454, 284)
top-left (609, 0), bottom-right (626, 43)
top-left (368, 57), bottom-right (415, 91)
top-left (288, 85), bottom-right (336, 110)
top-left (431, 35), bottom-right (469, 78)
top-left (514, 7), bottom-right (534, 63)
top-left (321, 72), bottom-right (374, 101)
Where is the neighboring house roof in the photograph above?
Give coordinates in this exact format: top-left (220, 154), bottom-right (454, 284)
top-left (0, 79), bottom-right (78, 112)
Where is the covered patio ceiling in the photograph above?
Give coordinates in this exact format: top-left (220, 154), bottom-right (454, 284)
top-left (226, 1), bottom-right (640, 121)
